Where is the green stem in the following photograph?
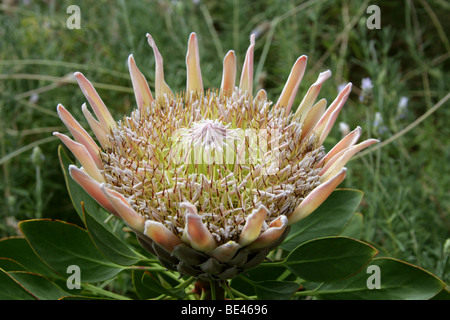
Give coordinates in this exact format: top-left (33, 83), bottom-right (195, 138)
top-left (0, 136), bottom-right (58, 166)
top-left (179, 277), bottom-right (196, 289)
top-left (293, 290), bottom-right (317, 297)
top-left (82, 283), bottom-right (131, 300)
top-left (153, 293), bottom-right (166, 300)
top-left (200, 3), bottom-right (224, 59)
top-left (210, 280), bottom-right (216, 300)
top-left (195, 279), bottom-right (225, 300)
top-left (221, 281), bottom-right (235, 300)
top-left (199, 288), bottom-right (207, 300)
top-left (125, 265), bottom-right (181, 279)
top-left (276, 269), bottom-right (291, 282)
top-left (229, 286), bottom-right (254, 300)
top-left (35, 164), bottom-right (42, 219)
top-left (150, 277), bottom-right (195, 300)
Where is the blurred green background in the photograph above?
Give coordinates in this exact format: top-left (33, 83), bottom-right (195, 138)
top-left (0, 0), bottom-right (448, 283)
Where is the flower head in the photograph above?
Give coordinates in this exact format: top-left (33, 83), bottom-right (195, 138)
top-left (54, 32), bottom-right (377, 280)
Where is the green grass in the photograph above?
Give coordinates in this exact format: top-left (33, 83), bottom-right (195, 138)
top-left (0, 0), bottom-right (448, 286)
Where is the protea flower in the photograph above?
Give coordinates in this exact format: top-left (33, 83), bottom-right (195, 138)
top-left (54, 32), bottom-right (377, 282)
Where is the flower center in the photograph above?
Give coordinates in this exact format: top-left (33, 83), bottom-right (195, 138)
top-left (186, 119), bottom-right (229, 151)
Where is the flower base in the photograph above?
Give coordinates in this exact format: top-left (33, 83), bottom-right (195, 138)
top-left (137, 227), bottom-right (291, 281)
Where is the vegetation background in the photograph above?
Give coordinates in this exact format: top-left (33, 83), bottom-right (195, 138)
top-left (0, 0), bottom-right (448, 286)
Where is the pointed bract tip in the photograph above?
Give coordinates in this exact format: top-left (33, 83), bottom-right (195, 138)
top-left (146, 33), bottom-right (155, 46)
top-left (238, 205), bottom-right (269, 247)
top-left (224, 50), bottom-right (235, 59)
top-left (288, 168), bottom-right (347, 225)
top-left (316, 70), bottom-right (332, 83)
top-left (185, 213), bottom-right (216, 252)
top-left (127, 54), bottom-right (136, 67)
top-left (144, 220), bottom-right (181, 253)
top-left (247, 215), bottom-right (288, 250)
top-left (101, 184), bottom-right (145, 233)
top-left (68, 164), bottom-right (78, 171)
top-left (69, 168), bottom-right (119, 217)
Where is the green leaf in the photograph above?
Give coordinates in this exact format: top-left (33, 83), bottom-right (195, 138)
top-left (236, 262), bottom-right (291, 282)
top-left (132, 270), bottom-right (158, 299)
top-left (229, 277), bottom-right (255, 297)
top-left (281, 236), bottom-right (378, 282)
top-left (58, 145), bottom-right (109, 224)
top-left (0, 268), bottom-right (36, 300)
top-left (83, 203), bottom-right (142, 266)
top-left (141, 271), bottom-right (186, 299)
top-left (314, 257), bottom-right (446, 300)
top-left (0, 258), bottom-right (27, 272)
top-left (231, 263), bottom-right (292, 297)
top-left (431, 286), bottom-right (450, 300)
top-left (282, 189), bottom-right (364, 251)
top-left (19, 219), bottom-right (123, 282)
top-left (8, 271), bottom-right (69, 300)
top-left (340, 212), bottom-right (364, 239)
top-left (252, 280), bottom-right (299, 300)
top-left (0, 237), bottom-right (56, 278)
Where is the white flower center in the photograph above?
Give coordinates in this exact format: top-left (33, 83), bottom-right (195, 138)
top-left (188, 119), bottom-right (229, 151)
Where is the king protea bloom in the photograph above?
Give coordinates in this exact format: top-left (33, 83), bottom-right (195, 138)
top-left (54, 32), bottom-right (377, 281)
